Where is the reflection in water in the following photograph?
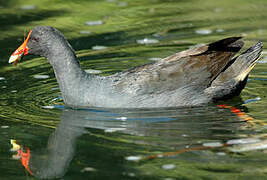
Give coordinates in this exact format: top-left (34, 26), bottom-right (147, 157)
top-left (27, 109), bottom-right (85, 179)
top-left (12, 105), bottom-right (266, 179)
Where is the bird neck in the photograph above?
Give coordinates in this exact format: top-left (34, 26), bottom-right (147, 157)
top-left (49, 46), bottom-right (83, 79)
top-left (47, 44), bottom-right (94, 105)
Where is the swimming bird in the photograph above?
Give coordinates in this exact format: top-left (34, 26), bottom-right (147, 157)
top-left (9, 26), bottom-right (262, 108)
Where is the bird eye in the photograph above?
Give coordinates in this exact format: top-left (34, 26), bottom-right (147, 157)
top-left (32, 37), bottom-right (39, 42)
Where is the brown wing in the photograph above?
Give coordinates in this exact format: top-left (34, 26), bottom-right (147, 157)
top-left (114, 37), bottom-right (244, 95)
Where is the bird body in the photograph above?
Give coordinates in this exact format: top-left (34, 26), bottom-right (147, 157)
top-left (9, 26), bottom-right (262, 108)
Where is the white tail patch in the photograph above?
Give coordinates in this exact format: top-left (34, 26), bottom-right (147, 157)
top-left (235, 63), bottom-right (257, 82)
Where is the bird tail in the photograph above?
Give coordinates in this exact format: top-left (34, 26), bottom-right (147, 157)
top-left (206, 41), bottom-right (262, 101)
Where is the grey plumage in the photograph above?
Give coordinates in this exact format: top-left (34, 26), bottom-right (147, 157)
top-left (26, 26), bottom-right (262, 108)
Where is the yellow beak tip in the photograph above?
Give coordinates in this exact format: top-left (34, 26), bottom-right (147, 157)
top-left (9, 55), bottom-right (19, 63)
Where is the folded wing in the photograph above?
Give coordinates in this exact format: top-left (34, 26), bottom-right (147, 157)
top-left (114, 37), bottom-right (244, 95)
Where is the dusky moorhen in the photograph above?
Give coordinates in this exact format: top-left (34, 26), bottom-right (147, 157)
top-left (9, 26), bottom-right (262, 108)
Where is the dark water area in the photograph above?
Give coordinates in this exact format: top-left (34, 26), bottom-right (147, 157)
top-left (0, 0), bottom-right (267, 179)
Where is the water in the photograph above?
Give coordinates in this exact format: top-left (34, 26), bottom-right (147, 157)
top-left (0, 0), bottom-right (267, 179)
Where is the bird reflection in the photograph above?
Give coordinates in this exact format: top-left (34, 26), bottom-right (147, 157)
top-left (13, 105), bottom-right (251, 179)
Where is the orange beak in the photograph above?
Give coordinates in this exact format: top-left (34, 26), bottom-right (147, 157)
top-left (9, 30), bottom-right (32, 65)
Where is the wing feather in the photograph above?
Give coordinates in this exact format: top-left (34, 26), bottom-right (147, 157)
top-left (114, 37), bottom-right (244, 95)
